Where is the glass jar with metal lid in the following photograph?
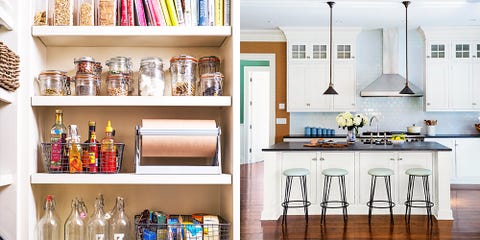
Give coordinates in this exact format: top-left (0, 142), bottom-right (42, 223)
top-left (94, 62), bottom-right (102, 95)
top-left (74, 73), bottom-right (97, 96)
top-left (199, 56), bottom-right (220, 76)
top-left (138, 57), bottom-right (165, 96)
top-left (106, 74), bottom-right (128, 96)
top-left (74, 56), bottom-right (96, 74)
top-left (170, 55), bottom-right (198, 96)
top-left (200, 72), bottom-right (224, 96)
top-left (37, 70), bottom-right (68, 96)
top-left (106, 56), bottom-right (133, 95)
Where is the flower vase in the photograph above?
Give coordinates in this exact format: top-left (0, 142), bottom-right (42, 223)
top-left (346, 129), bottom-right (356, 143)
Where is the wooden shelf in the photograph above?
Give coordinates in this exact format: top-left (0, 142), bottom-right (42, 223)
top-left (32, 26), bottom-right (231, 47)
top-left (0, 88), bottom-right (14, 104)
top-left (31, 96), bottom-right (231, 107)
top-left (0, 0), bottom-right (13, 30)
top-left (31, 173), bottom-right (232, 185)
top-left (0, 174), bottom-right (13, 187)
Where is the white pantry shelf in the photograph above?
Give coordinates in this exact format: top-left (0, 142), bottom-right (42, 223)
top-left (30, 173), bottom-right (232, 185)
top-left (31, 96), bottom-right (231, 107)
top-left (0, 88), bottom-right (14, 104)
top-left (32, 26), bottom-right (231, 47)
top-left (0, 174), bottom-right (13, 187)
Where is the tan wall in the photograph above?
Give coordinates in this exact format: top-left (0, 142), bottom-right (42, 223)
top-left (241, 42), bottom-right (288, 143)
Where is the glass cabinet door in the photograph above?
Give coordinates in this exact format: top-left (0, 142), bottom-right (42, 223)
top-left (290, 44), bottom-right (307, 60)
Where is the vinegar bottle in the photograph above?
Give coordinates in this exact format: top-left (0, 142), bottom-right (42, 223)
top-left (68, 125), bottom-right (83, 173)
top-left (101, 120), bottom-right (116, 173)
top-left (87, 194), bottom-right (108, 240)
top-left (109, 197), bottom-right (130, 239)
top-left (37, 195), bottom-right (61, 240)
top-left (64, 199), bottom-right (86, 240)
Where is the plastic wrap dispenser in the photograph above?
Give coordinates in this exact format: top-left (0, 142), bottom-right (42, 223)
top-left (135, 119), bottom-right (221, 174)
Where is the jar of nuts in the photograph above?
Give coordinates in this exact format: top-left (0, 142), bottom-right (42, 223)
top-left (38, 70), bottom-right (68, 96)
top-left (200, 72), bottom-right (224, 96)
top-left (74, 73), bottom-right (97, 96)
top-left (138, 57), bottom-right (165, 96)
top-left (49, 0), bottom-right (74, 26)
top-left (76, 0), bottom-right (94, 26)
top-left (106, 56), bottom-right (133, 95)
top-left (74, 56), bottom-right (96, 74)
top-left (170, 55), bottom-right (198, 96)
top-left (107, 74), bottom-right (128, 96)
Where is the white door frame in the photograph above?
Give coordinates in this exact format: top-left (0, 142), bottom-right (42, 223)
top-left (240, 54), bottom-right (276, 164)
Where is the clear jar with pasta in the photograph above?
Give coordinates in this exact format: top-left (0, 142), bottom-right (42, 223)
top-left (170, 55), bottom-right (198, 96)
top-left (34, 0), bottom-right (48, 25)
top-left (76, 0), bottom-right (94, 26)
top-left (49, 0), bottom-right (74, 26)
top-left (74, 73), bottom-right (97, 96)
top-left (138, 57), bottom-right (165, 96)
top-left (106, 56), bottom-right (133, 95)
top-left (200, 72), bottom-right (224, 96)
top-left (37, 70), bottom-right (67, 96)
top-left (199, 56), bottom-right (220, 76)
top-left (107, 74), bottom-right (128, 96)
top-left (98, 0), bottom-right (116, 26)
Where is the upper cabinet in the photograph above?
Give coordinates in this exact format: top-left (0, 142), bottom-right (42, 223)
top-left (420, 27), bottom-right (480, 112)
top-left (281, 27), bottom-right (360, 112)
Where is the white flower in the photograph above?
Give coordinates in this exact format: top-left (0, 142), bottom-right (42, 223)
top-left (336, 116), bottom-right (346, 127)
top-left (342, 112), bottom-right (353, 120)
top-left (353, 116), bottom-right (362, 126)
top-left (346, 118), bottom-right (353, 127)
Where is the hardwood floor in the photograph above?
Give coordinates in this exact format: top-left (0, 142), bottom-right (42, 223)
top-left (240, 162), bottom-right (480, 239)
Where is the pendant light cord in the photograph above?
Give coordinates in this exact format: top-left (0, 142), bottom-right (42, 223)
top-left (404, 1), bottom-right (410, 87)
top-left (328, 1), bottom-right (334, 87)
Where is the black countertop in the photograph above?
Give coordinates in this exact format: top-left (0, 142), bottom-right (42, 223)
top-left (263, 141), bottom-right (452, 152)
top-left (284, 134), bottom-right (480, 139)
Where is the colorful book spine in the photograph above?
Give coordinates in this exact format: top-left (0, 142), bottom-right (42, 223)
top-left (198, 0), bottom-right (208, 26)
top-left (165, 0), bottom-right (179, 26)
top-left (191, 0), bottom-right (198, 26)
top-left (147, 0), bottom-right (161, 25)
top-left (159, 0), bottom-right (172, 26)
top-left (184, 0), bottom-right (192, 26)
top-left (127, 0), bottom-right (135, 25)
top-left (121, 0), bottom-right (128, 26)
top-left (214, 0), bottom-right (223, 26)
top-left (134, 0), bottom-right (147, 26)
top-left (143, 0), bottom-right (154, 25)
top-left (208, 0), bottom-right (214, 26)
top-left (174, 0), bottom-right (185, 26)
top-left (223, 0), bottom-right (230, 26)
top-left (153, 0), bottom-right (167, 26)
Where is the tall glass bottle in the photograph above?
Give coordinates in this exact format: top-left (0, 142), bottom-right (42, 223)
top-left (100, 120), bottom-right (116, 173)
top-left (88, 194), bottom-right (108, 240)
top-left (64, 199), bottom-right (86, 240)
top-left (82, 121), bottom-right (99, 173)
top-left (109, 197), bottom-right (129, 239)
top-left (50, 109), bottom-right (67, 172)
top-left (37, 195), bottom-right (61, 240)
top-left (68, 125), bottom-right (82, 173)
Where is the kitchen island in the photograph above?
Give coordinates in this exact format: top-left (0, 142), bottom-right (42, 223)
top-left (261, 141), bottom-right (453, 220)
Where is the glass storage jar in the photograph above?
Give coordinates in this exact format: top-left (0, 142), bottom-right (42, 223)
top-left (76, 0), bottom-right (94, 26)
top-left (200, 72), bottom-right (224, 96)
top-left (49, 0), bottom-right (74, 26)
top-left (38, 70), bottom-right (67, 96)
top-left (94, 62), bottom-right (102, 95)
top-left (106, 74), bottom-right (128, 96)
top-left (106, 56), bottom-right (133, 95)
top-left (170, 55), bottom-right (198, 96)
top-left (98, 0), bottom-right (117, 26)
top-left (199, 56), bottom-right (220, 76)
top-left (74, 56), bottom-right (96, 74)
top-left (138, 57), bottom-right (165, 96)
top-left (34, 0), bottom-right (48, 25)
top-left (74, 73), bottom-right (97, 96)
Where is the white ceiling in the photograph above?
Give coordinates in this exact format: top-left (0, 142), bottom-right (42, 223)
top-left (240, 0), bottom-right (480, 30)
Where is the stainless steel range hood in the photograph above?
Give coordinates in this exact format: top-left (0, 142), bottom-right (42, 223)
top-left (360, 28), bottom-right (423, 97)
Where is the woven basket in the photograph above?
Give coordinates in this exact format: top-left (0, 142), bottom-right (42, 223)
top-left (0, 42), bottom-right (20, 91)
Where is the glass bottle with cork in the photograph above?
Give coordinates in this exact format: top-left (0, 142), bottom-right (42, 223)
top-left (37, 195), bottom-right (61, 240)
top-left (68, 125), bottom-right (82, 173)
top-left (64, 198), bottom-right (86, 239)
top-left (101, 120), bottom-right (116, 173)
top-left (109, 196), bottom-right (130, 239)
top-left (87, 194), bottom-right (108, 239)
top-left (50, 109), bottom-right (67, 172)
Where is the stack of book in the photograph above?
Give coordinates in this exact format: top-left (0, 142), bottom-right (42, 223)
top-left (122, 0), bottom-right (230, 26)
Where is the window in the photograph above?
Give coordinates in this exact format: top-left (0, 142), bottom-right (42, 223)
top-left (455, 44), bottom-right (469, 58)
top-left (430, 44), bottom-right (445, 58)
top-left (292, 44), bottom-right (306, 59)
top-left (337, 45), bottom-right (351, 59)
top-left (313, 45), bottom-right (327, 59)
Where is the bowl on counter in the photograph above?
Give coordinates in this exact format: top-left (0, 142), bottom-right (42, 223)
top-left (475, 123), bottom-right (480, 132)
top-left (391, 139), bottom-right (405, 145)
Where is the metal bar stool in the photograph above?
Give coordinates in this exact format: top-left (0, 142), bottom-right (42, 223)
top-left (405, 168), bottom-right (434, 224)
top-left (281, 168), bottom-right (311, 224)
top-left (320, 168), bottom-right (349, 224)
top-left (367, 168), bottom-right (395, 224)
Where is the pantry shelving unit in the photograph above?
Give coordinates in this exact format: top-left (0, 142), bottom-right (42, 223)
top-left (25, 7), bottom-right (239, 240)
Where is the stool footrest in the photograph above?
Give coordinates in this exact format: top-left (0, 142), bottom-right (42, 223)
top-left (320, 200), bottom-right (349, 209)
top-left (367, 200), bottom-right (395, 209)
top-left (282, 200), bottom-right (311, 208)
top-left (405, 200), bottom-right (434, 208)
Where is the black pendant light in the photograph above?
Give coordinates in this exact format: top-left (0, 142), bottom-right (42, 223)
top-left (323, 1), bottom-right (338, 95)
top-left (399, 1), bottom-right (415, 94)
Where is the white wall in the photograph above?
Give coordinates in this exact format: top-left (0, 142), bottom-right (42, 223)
top-left (290, 29), bottom-right (480, 135)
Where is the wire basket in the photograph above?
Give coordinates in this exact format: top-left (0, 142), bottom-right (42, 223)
top-left (135, 214), bottom-right (230, 240)
top-left (41, 142), bottom-right (125, 173)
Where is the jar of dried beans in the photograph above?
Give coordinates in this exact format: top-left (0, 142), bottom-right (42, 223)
top-left (76, 0), bottom-right (94, 26)
top-left (38, 70), bottom-right (68, 96)
top-left (200, 72), bottom-right (224, 96)
top-left (106, 56), bottom-right (133, 95)
top-left (138, 57), bottom-right (165, 96)
top-left (170, 55), bottom-right (198, 96)
top-left (50, 0), bottom-right (74, 26)
top-left (74, 73), bottom-right (97, 96)
top-left (107, 74), bottom-right (128, 96)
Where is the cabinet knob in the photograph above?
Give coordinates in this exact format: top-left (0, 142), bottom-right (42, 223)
top-left (427, 103), bottom-right (431, 106)
top-left (306, 103), bottom-right (310, 107)
top-left (473, 103), bottom-right (477, 106)
top-left (312, 157), bottom-right (318, 161)
top-left (307, 56), bottom-right (311, 59)
top-left (473, 56), bottom-right (477, 58)
top-left (352, 103), bottom-right (355, 106)
top-left (319, 157), bottom-right (325, 161)
top-left (398, 157), bottom-right (403, 161)
top-left (427, 56), bottom-right (431, 58)
top-left (390, 158), bottom-right (395, 161)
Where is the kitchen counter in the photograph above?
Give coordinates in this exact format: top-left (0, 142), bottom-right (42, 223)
top-left (261, 141), bottom-right (453, 222)
top-left (264, 141), bottom-right (451, 152)
top-left (424, 133), bottom-right (480, 138)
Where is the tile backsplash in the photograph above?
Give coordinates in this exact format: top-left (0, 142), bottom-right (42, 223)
top-left (290, 29), bottom-right (480, 135)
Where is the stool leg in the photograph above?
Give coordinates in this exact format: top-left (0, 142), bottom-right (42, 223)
top-left (385, 176), bottom-right (394, 224)
top-left (282, 176), bottom-right (293, 224)
top-left (405, 175), bottom-right (415, 224)
top-left (300, 175), bottom-right (309, 223)
top-left (321, 175), bottom-right (331, 224)
top-left (340, 175), bottom-right (348, 223)
top-left (422, 176), bottom-right (433, 224)
top-left (368, 176), bottom-right (377, 223)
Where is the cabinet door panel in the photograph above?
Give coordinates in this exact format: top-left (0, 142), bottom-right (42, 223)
top-left (449, 62), bottom-right (472, 109)
top-left (287, 64), bottom-right (307, 111)
top-left (472, 61), bottom-right (480, 109)
top-left (281, 152), bottom-right (319, 205)
top-left (425, 61), bottom-right (449, 110)
top-left (358, 153), bottom-right (396, 205)
top-left (456, 139), bottom-right (480, 180)
top-left (319, 152), bottom-right (355, 205)
top-left (397, 152), bottom-right (432, 205)
top-left (333, 61), bottom-right (356, 111)
top-left (307, 63), bottom-right (331, 111)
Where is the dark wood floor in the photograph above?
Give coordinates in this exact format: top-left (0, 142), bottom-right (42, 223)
top-left (240, 162), bottom-right (480, 240)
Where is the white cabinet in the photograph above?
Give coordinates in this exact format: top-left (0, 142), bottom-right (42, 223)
top-left (473, 43), bottom-right (480, 109)
top-left (425, 42), bottom-right (449, 110)
top-left (281, 27), bottom-right (360, 112)
top-left (454, 138), bottom-right (480, 183)
top-left (281, 152), bottom-right (319, 206)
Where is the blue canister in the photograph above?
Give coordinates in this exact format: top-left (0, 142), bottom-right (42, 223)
top-left (304, 127), bottom-right (312, 136)
top-left (327, 129), bottom-right (333, 136)
top-left (311, 127), bottom-right (318, 137)
top-left (321, 128), bottom-right (327, 135)
top-left (316, 128), bottom-right (323, 136)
